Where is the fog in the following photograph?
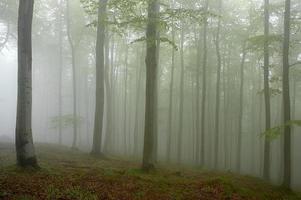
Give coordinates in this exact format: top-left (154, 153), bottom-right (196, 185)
top-left (0, 0), bottom-right (301, 195)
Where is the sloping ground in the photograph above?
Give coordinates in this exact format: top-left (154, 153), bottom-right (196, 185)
top-left (0, 143), bottom-right (300, 200)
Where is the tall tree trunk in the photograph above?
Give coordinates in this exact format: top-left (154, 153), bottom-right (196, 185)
top-left (200, 0), bottom-right (209, 165)
top-left (104, 33), bottom-right (112, 153)
top-left (16, 0), bottom-right (38, 167)
top-left (142, 0), bottom-right (159, 171)
top-left (58, 0), bottom-right (63, 145)
top-left (134, 45), bottom-right (143, 156)
top-left (91, 0), bottom-right (107, 156)
top-left (195, 30), bottom-right (201, 164)
top-left (177, 23), bottom-right (185, 163)
top-left (66, 0), bottom-right (78, 149)
top-left (123, 42), bottom-right (129, 155)
top-left (166, 10), bottom-right (176, 162)
top-left (214, 0), bottom-right (222, 169)
top-left (282, 0), bottom-right (291, 188)
top-left (237, 43), bottom-right (247, 172)
top-left (263, 0), bottom-right (271, 180)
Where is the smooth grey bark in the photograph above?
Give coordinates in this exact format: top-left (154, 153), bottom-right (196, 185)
top-left (214, 0), bottom-right (222, 169)
top-left (237, 43), bottom-right (247, 172)
top-left (91, 0), bottom-right (107, 156)
top-left (15, 0), bottom-right (38, 167)
top-left (282, 0), bottom-right (291, 188)
top-left (263, 0), bottom-right (271, 180)
top-left (200, 0), bottom-right (209, 166)
top-left (142, 0), bottom-right (159, 171)
top-left (66, 0), bottom-right (78, 149)
top-left (177, 23), bottom-right (185, 163)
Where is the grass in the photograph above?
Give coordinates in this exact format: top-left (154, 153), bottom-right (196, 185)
top-left (0, 143), bottom-right (300, 200)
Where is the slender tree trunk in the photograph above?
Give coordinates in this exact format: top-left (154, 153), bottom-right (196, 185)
top-left (58, 0), bottom-right (63, 145)
top-left (166, 12), bottom-right (176, 162)
top-left (214, 0), bottom-right (222, 169)
top-left (123, 42), bottom-right (129, 155)
top-left (237, 43), bottom-right (247, 172)
top-left (195, 31), bottom-right (201, 164)
top-left (134, 46), bottom-right (143, 156)
top-left (177, 23), bottom-right (185, 163)
top-left (200, 0), bottom-right (209, 165)
top-left (142, 0), bottom-right (159, 171)
top-left (91, 0), bottom-right (107, 156)
top-left (66, 0), bottom-right (78, 149)
top-left (282, 0), bottom-right (291, 188)
top-left (263, 0), bottom-right (271, 180)
top-left (16, 0), bottom-right (38, 168)
top-left (104, 33), bottom-right (112, 153)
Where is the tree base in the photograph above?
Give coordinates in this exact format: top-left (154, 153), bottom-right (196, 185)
top-left (17, 156), bottom-right (39, 169)
top-left (90, 151), bottom-right (107, 160)
top-left (141, 163), bottom-right (155, 172)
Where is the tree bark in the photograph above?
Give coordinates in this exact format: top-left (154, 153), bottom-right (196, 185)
top-left (282, 0), bottom-right (291, 188)
top-left (166, 8), bottom-right (176, 162)
top-left (177, 23), bottom-right (185, 163)
top-left (237, 43), bottom-right (247, 172)
top-left (142, 0), bottom-right (159, 171)
top-left (200, 0), bottom-right (209, 166)
top-left (66, 0), bottom-right (78, 149)
top-left (58, 0), bottom-right (64, 145)
top-left (214, 0), bottom-right (222, 169)
top-left (91, 0), bottom-right (107, 156)
top-left (263, 0), bottom-right (271, 180)
top-left (16, 0), bottom-right (38, 168)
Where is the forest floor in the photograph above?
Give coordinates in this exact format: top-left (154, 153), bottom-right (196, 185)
top-left (0, 143), bottom-right (300, 200)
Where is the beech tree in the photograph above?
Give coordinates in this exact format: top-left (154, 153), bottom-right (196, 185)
top-left (15, 0), bottom-right (38, 168)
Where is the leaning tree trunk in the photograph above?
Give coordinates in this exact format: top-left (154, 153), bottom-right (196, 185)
top-left (282, 0), bottom-right (291, 188)
top-left (91, 0), bottom-right (107, 156)
top-left (15, 0), bottom-right (38, 168)
top-left (142, 0), bottom-right (159, 171)
top-left (263, 0), bottom-right (271, 181)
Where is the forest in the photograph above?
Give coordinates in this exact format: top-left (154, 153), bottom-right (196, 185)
top-left (0, 0), bottom-right (301, 199)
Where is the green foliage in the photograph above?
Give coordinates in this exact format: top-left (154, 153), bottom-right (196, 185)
top-left (131, 36), bottom-right (178, 50)
top-left (262, 120), bottom-right (301, 140)
top-left (50, 114), bottom-right (83, 130)
top-left (247, 34), bottom-right (282, 52)
top-left (80, 0), bottom-right (215, 49)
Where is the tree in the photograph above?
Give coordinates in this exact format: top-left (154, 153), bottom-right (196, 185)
top-left (214, 0), bottom-right (222, 169)
top-left (200, 0), bottom-right (209, 166)
top-left (142, 0), bottom-right (159, 171)
top-left (166, 2), bottom-right (176, 162)
top-left (177, 22), bottom-right (185, 163)
top-left (237, 42), bottom-right (247, 172)
top-left (57, 0), bottom-right (64, 145)
top-left (91, 0), bottom-right (108, 156)
top-left (15, 0), bottom-right (38, 168)
top-left (66, 0), bottom-right (79, 149)
top-left (282, 0), bottom-right (291, 189)
top-left (263, 0), bottom-right (271, 181)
